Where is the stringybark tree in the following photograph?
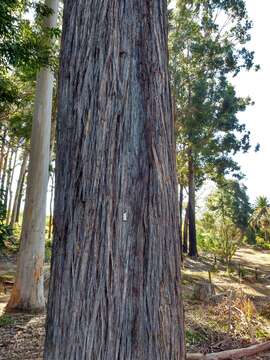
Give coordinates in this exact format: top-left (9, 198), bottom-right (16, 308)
top-left (7, 0), bottom-right (59, 312)
top-left (44, 1), bottom-right (185, 359)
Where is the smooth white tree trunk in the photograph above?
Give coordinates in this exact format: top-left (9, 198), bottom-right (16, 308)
top-left (7, 0), bottom-right (59, 312)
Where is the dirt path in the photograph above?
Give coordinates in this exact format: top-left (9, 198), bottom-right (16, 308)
top-left (182, 245), bottom-right (270, 299)
top-left (234, 246), bottom-right (270, 274)
top-left (0, 246), bottom-right (269, 359)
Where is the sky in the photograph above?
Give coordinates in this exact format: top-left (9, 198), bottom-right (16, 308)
top-left (170, 0), bottom-right (270, 204)
top-left (232, 0), bottom-right (270, 203)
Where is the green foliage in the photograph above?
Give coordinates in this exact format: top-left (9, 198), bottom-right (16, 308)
top-left (199, 217), bottom-right (242, 266)
top-left (254, 237), bottom-right (270, 250)
top-left (0, 314), bottom-right (15, 327)
top-left (170, 0), bottom-right (258, 187)
top-left (0, 0), bottom-right (60, 146)
top-left (250, 196), bottom-right (270, 242)
top-left (185, 329), bottom-right (206, 345)
top-left (199, 179), bottom-right (251, 264)
top-left (0, 0), bottom-right (60, 71)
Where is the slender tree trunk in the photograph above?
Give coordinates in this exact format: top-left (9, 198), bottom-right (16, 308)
top-left (188, 150), bottom-right (197, 257)
top-left (1, 146), bottom-right (9, 193)
top-left (7, 148), bottom-right (18, 223)
top-left (10, 151), bottom-right (29, 229)
top-left (179, 183), bottom-right (184, 251)
top-left (0, 128), bottom-right (7, 179)
top-left (48, 174), bottom-right (54, 240)
top-left (7, 0), bottom-right (59, 313)
top-left (44, 1), bottom-right (185, 359)
top-left (15, 170), bottom-right (26, 224)
top-left (4, 147), bottom-right (14, 214)
top-left (183, 206), bottom-right (189, 254)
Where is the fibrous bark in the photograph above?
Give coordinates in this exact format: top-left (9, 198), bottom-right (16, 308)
top-left (44, 1), bottom-right (185, 359)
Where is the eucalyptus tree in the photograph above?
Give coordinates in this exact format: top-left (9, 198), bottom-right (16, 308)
top-left (169, 0), bottom-right (258, 257)
top-left (44, 0), bottom-right (185, 358)
top-left (7, 0), bottom-right (59, 312)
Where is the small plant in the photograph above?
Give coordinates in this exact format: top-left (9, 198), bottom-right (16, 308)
top-left (185, 329), bottom-right (206, 346)
top-left (0, 314), bottom-right (15, 327)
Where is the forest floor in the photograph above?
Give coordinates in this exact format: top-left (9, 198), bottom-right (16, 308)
top-left (0, 246), bottom-right (270, 359)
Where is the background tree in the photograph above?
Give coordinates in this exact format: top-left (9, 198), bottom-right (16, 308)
top-left (169, 0), bottom-right (258, 257)
top-left (7, 0), bottom-right (59, 312)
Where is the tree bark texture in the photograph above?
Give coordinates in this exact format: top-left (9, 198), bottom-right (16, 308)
top-left (7, 0), bottom-right (59, 312)
top-left (44, 1), bottom-right (185, 359)
top-left (188, 151), bottom-right (197, 257)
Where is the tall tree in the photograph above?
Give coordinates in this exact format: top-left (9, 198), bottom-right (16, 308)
top-left (7, 0), bottom-right (59, 312)
top-left (44, 1), bottom-right (185, 358)
top-left (170, 0), bottom-right (258, 257)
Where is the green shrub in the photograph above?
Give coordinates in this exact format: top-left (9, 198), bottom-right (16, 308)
top-left (0, 314), bottom-right (15, 327)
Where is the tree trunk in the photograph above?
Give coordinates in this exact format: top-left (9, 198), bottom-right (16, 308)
top-left (7, 0), bottom-right (59, 313)
top-left (7, 148), bottom-right (18, 224)
top-left (1, 146), bottom-right (9, 195)
top-left (4, 147), bottom-right (14, 215)
top-left (44, 1), bottom-right (185, 359)
top-left (10, 151), bottom-right (28, 229)
top-left (15, 170), bottom-right (26, 224)
top-left (48, 173), bottom-right (54, 240)
top-left (179, 183), bottom-right (184, 253)
top-left (0, 128), bottom-right (7, 179)
top-left (188, 150), bottom-right (197, 257)
top-left (183, 206), bottom-right (189, 254)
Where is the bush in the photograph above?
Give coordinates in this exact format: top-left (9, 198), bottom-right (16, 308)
top-left (198, 220), bottom-right (242, 267)
top-left (254, 236), bottom-right (270, 250)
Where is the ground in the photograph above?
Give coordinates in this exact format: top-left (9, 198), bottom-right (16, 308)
top-left (0, 246), bottom-right (270, 359)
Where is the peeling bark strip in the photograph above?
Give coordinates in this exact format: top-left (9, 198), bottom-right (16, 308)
top-left (44, 1), bottom-right (185, 359)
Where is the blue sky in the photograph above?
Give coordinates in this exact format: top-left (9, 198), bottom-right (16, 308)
top-left (170, 0), bottom-right (270, 204)
top-left (233, 0), bottom-right (270, 203)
